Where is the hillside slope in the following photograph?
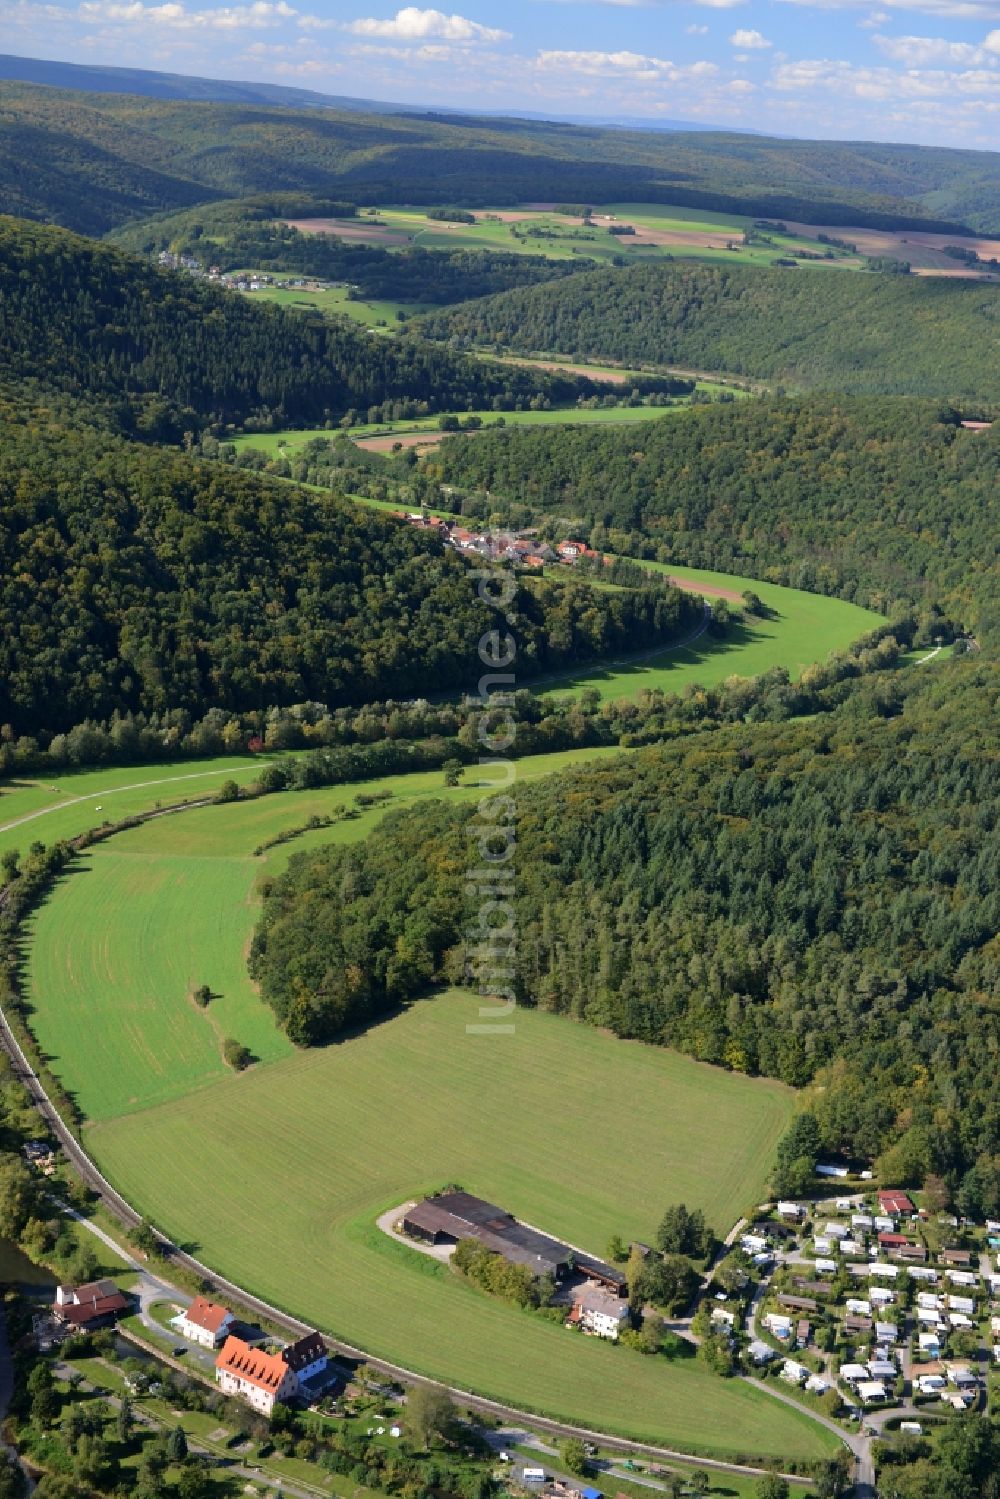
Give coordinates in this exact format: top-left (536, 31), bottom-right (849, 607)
top-left (0, 403), bottom-right (699, 737)
top-left (421, 260), bottom-right (1000, 400)
top-left (428, 395), bottom-right (1000, 638)
top-left (0, 216), bottom-right (591, 436)
top-left (0, 81), bottom-right (988, 236)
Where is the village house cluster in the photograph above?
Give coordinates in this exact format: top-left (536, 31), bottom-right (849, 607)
top-left (48, 1275), bottom-right (332, 1417)
top-left (155, 251), bottom-right (339, 299)
top-left (175, 1294), bottom-right (333, 1414)
top-left (396, 514), bottom-right (598, 571)
top-left (721, 1184), bottom-right (1000, 1424)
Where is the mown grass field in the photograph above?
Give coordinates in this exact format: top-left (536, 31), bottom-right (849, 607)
top-left (83, 991), bottom-right (823, 1459)
top-left (530, 567), bottom-right (884, 702)
top-left (24, 748), bottom-right (623, 1119)
top-left (18, 747), bottom-right (842, 1456)
top-left (0, 753), bottom-right (280, 860)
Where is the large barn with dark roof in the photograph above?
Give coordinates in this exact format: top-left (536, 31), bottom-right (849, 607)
top-left (402, 1191), bottom-right (627, 1294)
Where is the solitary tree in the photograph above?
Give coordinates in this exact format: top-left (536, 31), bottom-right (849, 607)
top-left (167, 1424), bottom-right (188, 1462)
top-left (443, 759), bottom-right (464, 788)
top-left (406, 1383), bottom-right (455, 1449)
top-left (116, 1395), bottom-right (133, 1443)
top-left (560, 1439), bottom-right (589, 1476)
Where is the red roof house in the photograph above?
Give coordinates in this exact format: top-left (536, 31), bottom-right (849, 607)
top-left (878, 1191), bottom-right (915, 1216)
top-left (216, 1335), bottom-right (298, 1416)
top-left (177, 1295), bottom-right (235, 1348)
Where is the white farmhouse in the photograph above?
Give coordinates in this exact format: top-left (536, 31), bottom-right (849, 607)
top-left (576, 1289), bottom-right (630, 1341)
top-left (176, 1296), bottom-right (234, 1350)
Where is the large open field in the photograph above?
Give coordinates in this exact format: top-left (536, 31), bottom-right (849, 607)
top-left (286, 202), bottom-right (1000, 282)
top-left (82, 992), bottom-right (822, 1456)
top-left (9, 648), bottom-right (868, 1457)
top-left (530, 565), bottom-right (884, 702)
top-left (23, 748), bottom-right (622, 1117)
top-left (21, 748), bottom-right (833, 1456)
top-left (287, 203), bottom-right (860, 274)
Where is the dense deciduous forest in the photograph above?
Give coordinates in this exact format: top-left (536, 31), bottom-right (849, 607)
top-left (108, 201), bottom-right (589, 304)
top-left (0, 403), bottom-right (705, 737)
top-left (252, 657), bottom-right (1000, 1198)
top-left (426, 396), bottom-right (1000, 638)
top-left (0, 81), bottom-right (989, 237)
top-left (0, 217), bottom-right (605, 437)
top-left (420, 260), bottom-right (1000, 400)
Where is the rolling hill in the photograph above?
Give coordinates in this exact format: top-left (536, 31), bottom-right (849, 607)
top-left (0, 78), bottom-right (991, 237)
top-left (420, 259), bottom-right (1000, 400)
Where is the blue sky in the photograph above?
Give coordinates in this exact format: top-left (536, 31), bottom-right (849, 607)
top-left (5, 0), bottom-right (1000, 147)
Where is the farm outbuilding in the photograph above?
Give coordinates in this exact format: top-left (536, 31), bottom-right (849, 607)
top-left (401, 1192), bottom-right (627, 1292)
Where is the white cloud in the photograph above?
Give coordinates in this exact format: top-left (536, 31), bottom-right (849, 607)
top-left (778, 0), bottom-right (1000, 19)
top-left (873, 32), bottom-right (993, 65)
top-left (729, 26), bottom-right (770, 46)
top-left (77, 0), bottom-right (296, 27)
top-left (534, 47), bottom-right (717, 81)
top-left (859, 8), bottom-right (888, 25)
top-left (344, 6), bottom-right (509, 41)
top-left (686, 21), bottom-right (709, 31)
top-left (770, 55), bottom-right (1000, 99)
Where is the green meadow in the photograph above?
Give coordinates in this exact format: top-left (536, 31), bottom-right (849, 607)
top-left (237, 276), bottom-right (433, 327)
top-left (530, 566), bottom-right (884, 702)
top-left (23, 748), bottom-right (623, 1119)
top-left (230, 401), bottom-right (694, 458)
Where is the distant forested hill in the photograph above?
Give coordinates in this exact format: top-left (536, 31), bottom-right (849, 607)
top-left (428, 396), bottom-right (1000, 639)
top-left (420, 260), bottom-right (1000, 400)
top-left (0, 216), bottom-right (597, 436)
top-left (0, 80), bottom-right (992, 237)
top-left (0, 402), bottom-right (700, 737)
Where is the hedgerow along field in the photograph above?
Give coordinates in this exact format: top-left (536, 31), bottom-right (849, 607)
top-left (0, 559), bottom-right (885, 862)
